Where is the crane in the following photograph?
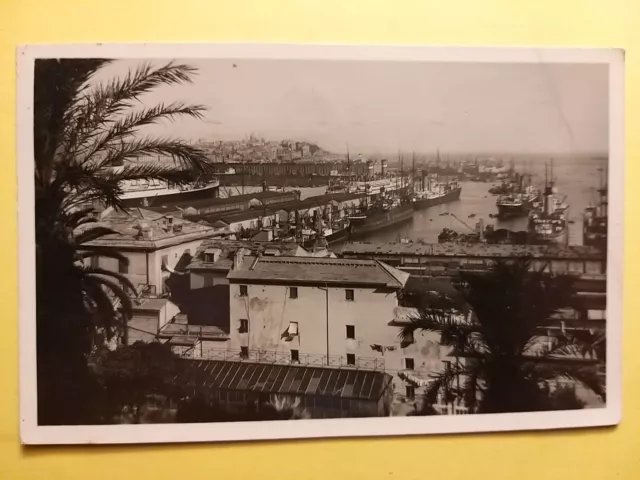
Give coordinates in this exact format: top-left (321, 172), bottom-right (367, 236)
top-left (449, 213), bottom-right (476, 232)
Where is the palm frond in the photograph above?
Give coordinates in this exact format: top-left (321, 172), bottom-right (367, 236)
top-left (93, 136), bottom-right (213, 173)
top-left (82, 274), bottom-right (134, 320)
top-left (63, 206), bottom-right (98, 228)
top-left (82, 280), bottom-right (117, 335)
top-left (80, 266), bottom-right (137, 296)
top-left (78, 249), bottom-right (129, 263)
top-left (62, 62), bottom-right (201, 162)
top-left (78, 102), bottom-right (206, 165)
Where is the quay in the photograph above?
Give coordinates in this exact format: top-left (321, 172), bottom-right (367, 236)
top-left (340, 242), bottom-right (607, 277)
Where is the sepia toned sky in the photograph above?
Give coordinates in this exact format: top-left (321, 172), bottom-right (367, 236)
top-left (90, 59), bottom-right (609, 156)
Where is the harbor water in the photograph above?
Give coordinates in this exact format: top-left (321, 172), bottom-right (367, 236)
top-left (352, 156), bottom-right (607, 246)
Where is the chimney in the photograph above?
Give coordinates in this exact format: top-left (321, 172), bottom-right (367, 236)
top-left (233, 248), bottom-right (245, 270)
top-left (137, 221), bottom-right (153, 240)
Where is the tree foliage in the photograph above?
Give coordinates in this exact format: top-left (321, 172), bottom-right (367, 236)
top-left (92, 342), bottom-right (186, 423)
top-left (34, 59), bottom-right (212, 425)
top-left (400, 258), bottom-right (605, 414)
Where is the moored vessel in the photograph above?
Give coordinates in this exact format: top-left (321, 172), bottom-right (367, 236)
top-left (583, 167), bottom-right (608, 251)
top-left (496, 174), bottom-right (540, 219)
top-left (528, 161), bottom-right (569, 245)
top-left (349, 197), bottom-right (414, 238)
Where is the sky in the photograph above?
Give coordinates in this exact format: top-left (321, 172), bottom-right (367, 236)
top-left (89, 58), bottom-right (609, 156)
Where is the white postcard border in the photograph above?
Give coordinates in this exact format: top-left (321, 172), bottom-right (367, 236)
top-left (17, 43), bottom-right (624, 445)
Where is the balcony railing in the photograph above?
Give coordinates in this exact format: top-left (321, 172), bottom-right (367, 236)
top-left (181, 348), bottom-right (386, 371)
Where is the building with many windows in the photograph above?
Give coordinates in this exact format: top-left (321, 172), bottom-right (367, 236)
top-left (225, 254), bottom-right (410, 366)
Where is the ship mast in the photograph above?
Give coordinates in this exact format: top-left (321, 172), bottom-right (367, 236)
top-left (412, 152), bottom-right (416, 195)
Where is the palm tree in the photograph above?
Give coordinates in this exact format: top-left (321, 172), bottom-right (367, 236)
top-left (35, 59), bottom-right (213, 424)
top-left (400, 258), bottom-right (605, 414)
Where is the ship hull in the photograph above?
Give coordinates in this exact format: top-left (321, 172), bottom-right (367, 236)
top-left (349, 204), bottom-right (414, 238)
top-left (121, 182), bottom-right (220, 207)
top-left (412, 187), bottom-right (462, 210)
top-left (583, 225), bottom-right (607, 251)
top-left (497, 200), bottom-right (535, 218)
top-left (301, 227), bottom-right (351, 249)
top-left (528, 226), bottom-right (568, 245)
top-left (496, 194), bottom-right (539, 219)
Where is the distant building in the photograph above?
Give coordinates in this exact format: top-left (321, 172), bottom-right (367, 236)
top-left (81, 209), bottom-right (219, 295)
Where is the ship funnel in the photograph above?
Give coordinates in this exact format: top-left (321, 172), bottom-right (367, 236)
top-left (367, 159), bottom-right (374, 178)
top-left (381, 159), bottom-right (388, 177)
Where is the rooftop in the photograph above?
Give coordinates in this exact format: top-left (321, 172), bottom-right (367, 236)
top-left (132, 298), bottom-right (171, 312)
top-left (188, 239), bottom-right (305, 271)
top-left (159, 323), bottom-right (229, 340)
top-left (81, 208), bottom-right (218, 250)
top-left (227, 255), bottom-right (409, 288)
top-left (181, 190), bottom-right (299, 210)
top-left (184, 360), bottom-right (393, 401)
top-left (341, 242), bottom-right (606, 260)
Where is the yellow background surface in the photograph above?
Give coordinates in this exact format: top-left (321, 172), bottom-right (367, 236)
top-left (0, 0), bottom-right (637, 478)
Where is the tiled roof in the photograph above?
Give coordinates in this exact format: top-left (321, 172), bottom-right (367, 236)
top-left (341, 242), bottom-right (605, 260)
top-left (183, 360), bottom-right (393, 401)
top-left (226, 255), bottom-right (409, 288)
top-left (81, 208), bottom-right (218, 250)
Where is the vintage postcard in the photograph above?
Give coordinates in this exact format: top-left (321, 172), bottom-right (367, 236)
top-left (18, 44), bottom-right (623, 444)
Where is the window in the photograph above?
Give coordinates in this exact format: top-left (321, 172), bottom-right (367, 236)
top-left (118, 258), bottom-right (129, 274)
top-left (239, 319), bottom-right (248, 333)
top-left (286, 322), bottom-right (299, 336)
top-left (239, 285), bottom-right (248, 297)
top-left (240, 346), bottom-right (249, 359)
top-left (401, 331), bottom-right (415, 347)
top-left (443, 360), bottom-right (452, 372)
top-left (346, 354), bottom-right (356, 366)
top-left (291, 350), bottom-right (299, 363)
top-left (406, 385), bottom-right (415, 400)
top-left (289, 287), bottom-right (298, 299)
top-left (405, 358), bottom-right (415, 370)
top-left (346, 325), bottom-right (355, 339)
top-left (345, 289), bottom-right (354, 301)
top-left (161, 255), bottom-right (168, 267)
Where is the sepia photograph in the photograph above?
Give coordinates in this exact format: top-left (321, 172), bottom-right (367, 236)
top-left (18, 44), bottom-right (623, 444)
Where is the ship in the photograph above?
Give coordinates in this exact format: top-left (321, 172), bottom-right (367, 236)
top-left (409, 152), bottom-right (462, 210)
top-left (411, 179), bottom-right (462, 209)
top-left (114, 164), bottom-right (220, 208)
top-left (348, 197), bottom-right (414, 238)
top-left (528, 161), bottom-right (569, 245)
top-left (496, 174), bottom-right (540, 219)
top-left (298, 211), bottom-right (352, 247)
top-left (583, 167), bottom-right (608, 251)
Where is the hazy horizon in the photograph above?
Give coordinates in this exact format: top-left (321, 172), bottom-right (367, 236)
top-left (87, 59), bottom-right (610, 157)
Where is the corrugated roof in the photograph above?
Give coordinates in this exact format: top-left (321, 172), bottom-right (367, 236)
top-left (341, 242), bottom-right (605, 260)
top-left (184, 360), bottom-right (392, 401)
top-left (226, 255), bottom-right (409, 287)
